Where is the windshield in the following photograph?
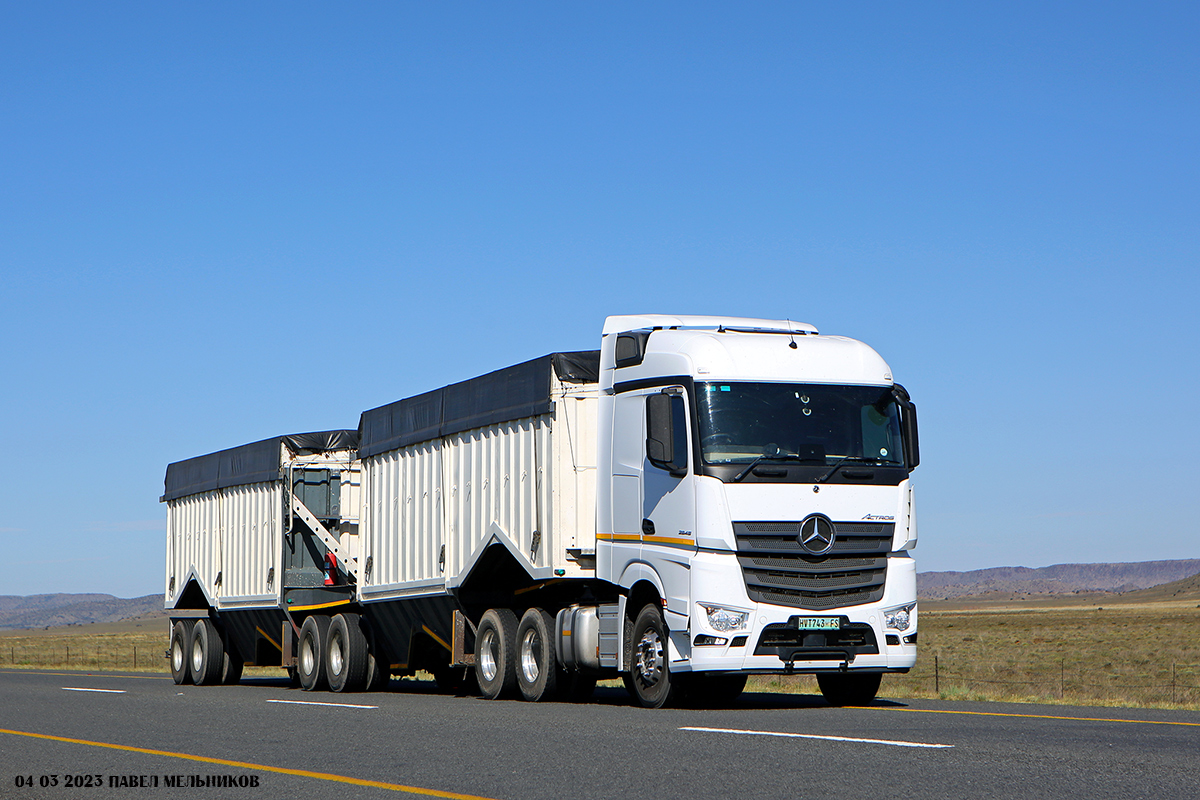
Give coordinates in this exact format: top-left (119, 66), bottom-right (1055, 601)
top-left (696, 382), bottom-right (906, 467)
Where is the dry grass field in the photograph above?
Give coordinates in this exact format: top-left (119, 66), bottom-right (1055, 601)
top-left (4, 597), bottom-right (1198, 710)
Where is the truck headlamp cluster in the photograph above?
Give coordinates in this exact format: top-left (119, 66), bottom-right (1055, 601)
top-left (701, 604), bottom-right (750, 633)
top-left (883, 603), bottom-right (916, 632)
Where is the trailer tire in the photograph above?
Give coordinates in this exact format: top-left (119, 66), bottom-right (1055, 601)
top-left (189, 619), bottom-right (225, 686)
top-left (220, 648), bottom-right (244, 685)
top-left (298, 616), bottom-right (331, 691)
top-left (627, 604), bottom-right (676, 708)
top-left (169, 621), bottom-right (194, 685)
top-left (516, 608), bottom-right (558, 702)
top-left (474, 608), bottom-right (519, 700)
top-left (327, 613), bottom-right (369, 693)
top-left (817, 672), bottom-right (881, 706)
top-left (365, 652), bottom-right (390, 691)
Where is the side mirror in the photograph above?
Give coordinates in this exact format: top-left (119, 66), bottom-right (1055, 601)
top-left (892, 384), bottom-right (920, 469)
top-left (647, 392), bottom-right (687, 476)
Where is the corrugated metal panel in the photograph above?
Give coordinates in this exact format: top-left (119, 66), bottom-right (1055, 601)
top-left (164, 446), bottom-right (360, 610)
top-left (220, 482), bottom-right (281, 602)
top-left (359, 382), bottom-right (598, 600)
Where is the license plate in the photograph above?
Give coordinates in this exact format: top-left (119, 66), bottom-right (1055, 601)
top-left (794, 617), bottom-right (841, 631)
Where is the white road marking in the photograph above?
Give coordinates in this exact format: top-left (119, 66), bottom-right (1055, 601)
top-left (62, 687), bottom-right (126, 694)
top-left (266, 699), bottom-right (378, 709)
top-left (681, 726), bottom-right (954, 749)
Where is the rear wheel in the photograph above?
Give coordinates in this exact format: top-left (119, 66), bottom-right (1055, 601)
top-left (169, 621), bottom-right (193, 685)
top-left (189, 619), bottom-right (224, 686)
top-left (516, 608), bottom-right (558, 702)
top-left (627, 604), bottom-right (676, 708)
top-left (220, 639), bottom-right (243, 685)
top-left (474, 608), bottom-right (519, 700)
top-left (298, 616), bottom-right (331, 691)
top-left (817, 672), bottom-right (882, 706)
top-left (326, 613), bottom-right (369, 693)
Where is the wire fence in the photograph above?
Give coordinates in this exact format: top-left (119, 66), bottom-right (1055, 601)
top-left (889, 654), bottom-right (1200, 706)
top-left (4, 638), bottom-right (166, 673)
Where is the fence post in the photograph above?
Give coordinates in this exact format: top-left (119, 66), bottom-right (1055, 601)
top-left (935, 653), bottom-right (940, 696)
top-left (134, 646), bottom-right (137, 670)
top-left (1061, 659), bottom-right (1065, 699)
top-left (1172, 663), bottom-right (1177, 705)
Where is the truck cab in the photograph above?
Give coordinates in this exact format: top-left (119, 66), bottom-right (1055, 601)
top-left (595, 315), bottom-right (920, 706)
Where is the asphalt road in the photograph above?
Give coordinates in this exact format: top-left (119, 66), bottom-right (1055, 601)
top-left (1, 669), bottom-right (1197, 800)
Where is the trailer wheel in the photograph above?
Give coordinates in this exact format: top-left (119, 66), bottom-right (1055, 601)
top-left (326, 613), bottom-right (369, 693)
top-left (627, 604), bottom-right (676, 708)
top-left (474, 608), bottom-right (518, 700)
top-left (220, 641), bottom-right (244, 685)
top-left (169, 621), bottom-right (194, 685)
top-left (516, 608), bottom-right (558, 702)
top-left (298, 616), bottom-right (331, 691)
top-left (189, 619), bottom-right (225, 686)
top-left (817, 672), bottom-right (881, 706)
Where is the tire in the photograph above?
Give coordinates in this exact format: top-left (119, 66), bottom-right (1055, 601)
top-left (817, 672), bottom-right (882, 706)
top-left (474, 608), bottom-right (519, 700)
top-left (515, 608), bottom-right (558, 702)
top-left (326, 613), bottom-right (369, 693)
top-left (627, 604), bottom-right (676, 708)
top-left (688, 673), bottom-right (746, 707)
top-left (298, 616), bottom-right (331, 692)
top-left (169, 621), bottom-right (194, 685)
top-left (189, 619), bottom-right (225, 686)
top-left (365, 651), bottom-right (390, 691)
top-left (220, 639), bottom-right (243, 685)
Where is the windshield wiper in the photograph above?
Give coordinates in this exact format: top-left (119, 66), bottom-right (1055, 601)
top-left (731, 454), bottom-right (809, 483)
top-left (816, 456), bottom-right (881, 483)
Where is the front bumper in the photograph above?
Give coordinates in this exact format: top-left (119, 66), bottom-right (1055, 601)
top-left (675, 550), bottom-right (918, 674)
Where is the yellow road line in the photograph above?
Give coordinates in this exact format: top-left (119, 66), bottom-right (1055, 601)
top-left (0, 728), bottom-right (501, 799)
top-left (865, 706), bottom-right (1200, 728)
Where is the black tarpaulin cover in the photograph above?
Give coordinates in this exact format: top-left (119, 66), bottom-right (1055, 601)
top-left (358, 351), bottom-right (600, 459)
top-left (163, 430), bottom-right (360, 502)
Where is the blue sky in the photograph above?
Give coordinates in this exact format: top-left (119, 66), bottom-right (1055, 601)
top-left (2, 3), bottom-right (1197, 597)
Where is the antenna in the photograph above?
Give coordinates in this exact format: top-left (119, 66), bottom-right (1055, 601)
top-left (787, 319), bottom-right (798, 349)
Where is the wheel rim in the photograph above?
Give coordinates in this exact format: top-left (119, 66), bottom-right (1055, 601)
top-left (172, 640), bottom-right (184, 673)
top-left (635, 628), bottom-right (663, 686)
top-left (329, 634), bottom-right (344, 677)
top-left (191, 637), bottom-right (204, 674)
top-left (301, 636), bottom-right (315, 676)
top-left (479, 629), bottom-right (498, 682)
top-left (520, 628), bottom-right (540, 683)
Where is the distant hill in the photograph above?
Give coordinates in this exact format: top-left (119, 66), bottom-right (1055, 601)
top-left (918, 559), bottom-right (1200, 600)
top-left (0, 594), bottom-right (164, 630)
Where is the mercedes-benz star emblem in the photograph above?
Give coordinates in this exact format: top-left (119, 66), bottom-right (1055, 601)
top-left (798, 514), bottom-right (836, 555)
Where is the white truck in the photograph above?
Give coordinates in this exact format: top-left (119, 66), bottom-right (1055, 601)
top-left (163, 314), bottom-right (920, 707)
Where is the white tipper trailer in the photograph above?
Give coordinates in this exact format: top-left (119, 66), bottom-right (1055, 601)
top-left (163, 314), bottom-right (921, 708)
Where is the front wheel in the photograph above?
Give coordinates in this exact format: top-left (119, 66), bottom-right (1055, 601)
top-left (627, 604), bottom-right (676, 708)
top-left (817, 672), bottom-right (882, 706)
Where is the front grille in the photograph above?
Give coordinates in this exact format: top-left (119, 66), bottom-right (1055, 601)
top-left (734, 521), bottom-right (893, 610)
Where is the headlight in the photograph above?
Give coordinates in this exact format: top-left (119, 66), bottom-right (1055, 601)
top-left (883, 603), bottom-right (916, 632)
top-left (701, 604), bottom-right (749, 633)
